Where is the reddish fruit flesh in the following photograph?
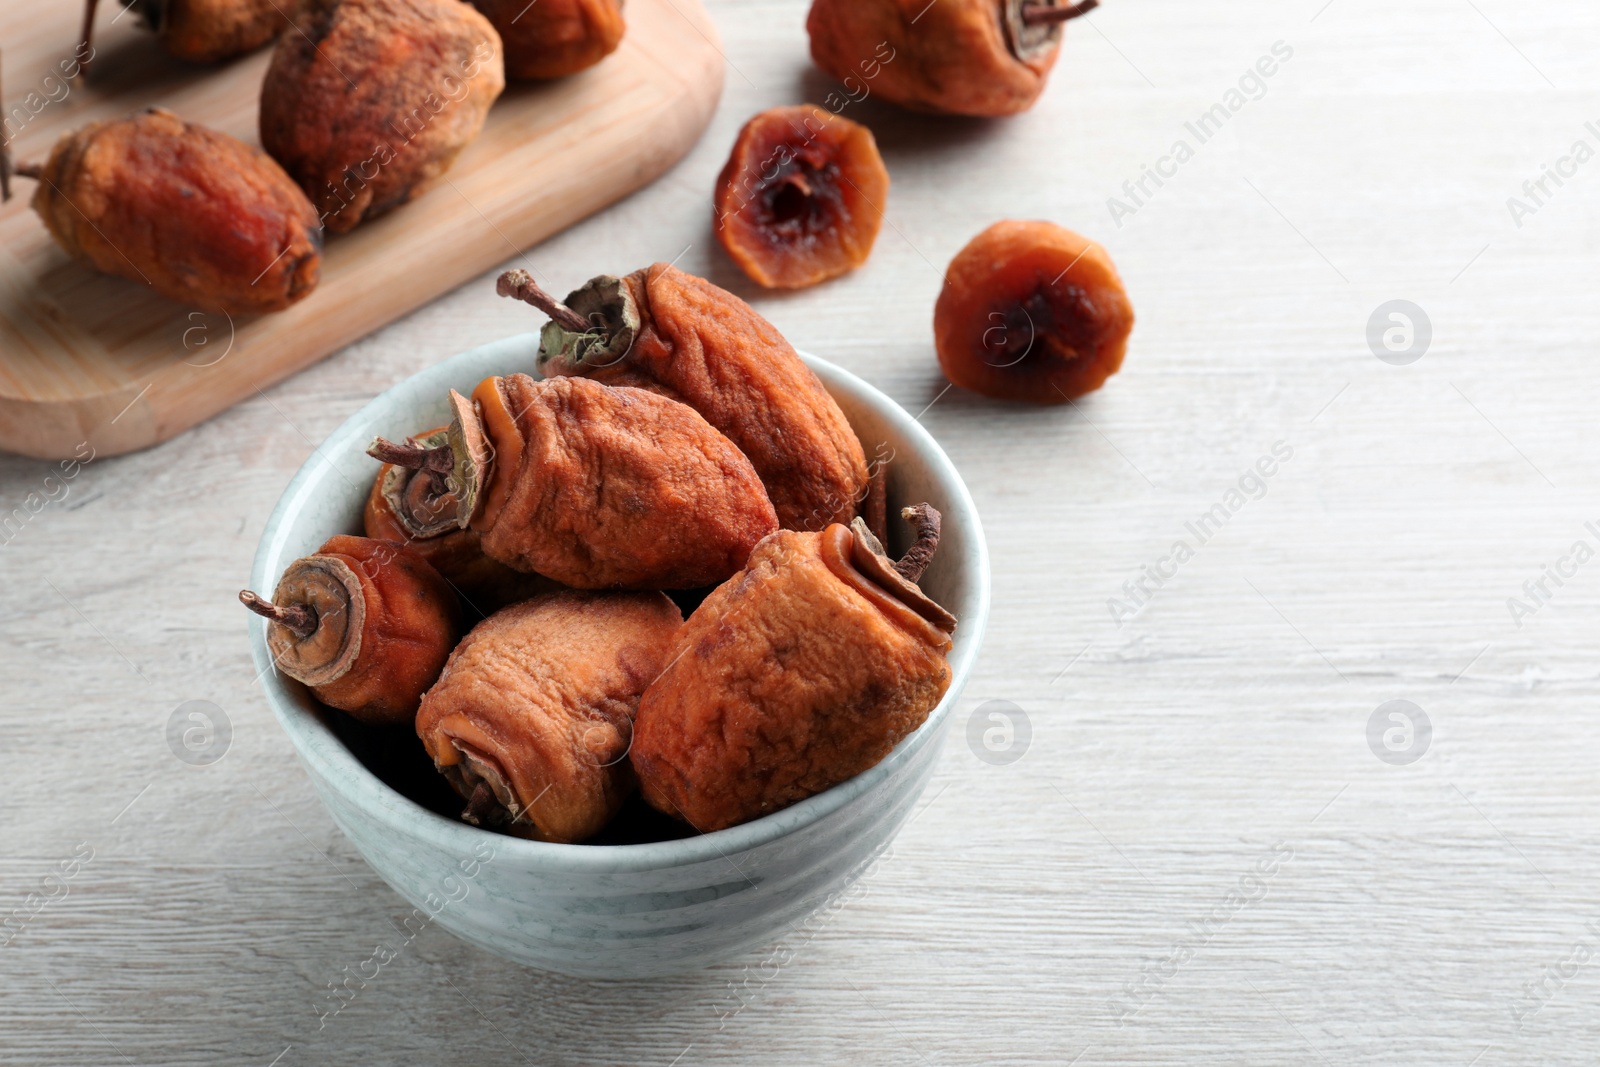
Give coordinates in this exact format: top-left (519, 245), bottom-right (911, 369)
top-left (28, 108), bottom-right (321, 313)
top-left (714, 104), bottom-right (889, 289)
top-left (934, 220), bottom-right (1133, 403)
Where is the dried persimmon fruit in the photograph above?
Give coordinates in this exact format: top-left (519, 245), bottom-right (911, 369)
top-left (807, 0), bottom-right (1098, 117)
top-left (499, 265), bottom-right (869, 531)
top-left (240, 535), bottom-right (460, 726)
top-left (3, 108), bottom-right (321, 313)
top-left (260, 0), bottom-right (504, 233)
top-left (632, 505), bottom-right (956, 833)
top-left (934, 220), bottom-right (1133, 403)
top-left (469, 0), bottom-right (624, 79)
top-left (714, 104), bottom-right (889, 289)
top-left (366, 374), bottom-right (777, 589)
top-left (363, 425), bottom-right (562, 614)
top-left (81, 0), bottom-right (294, 66)
top-left (416, 591), bottom-right (682, 843)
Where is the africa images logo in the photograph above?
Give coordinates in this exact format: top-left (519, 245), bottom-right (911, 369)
top-left (1106, 41), bottom-right (1294, 228)
top-left (1108, 441), bottom-right (1294, 627)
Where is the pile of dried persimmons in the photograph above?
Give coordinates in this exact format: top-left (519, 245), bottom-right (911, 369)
top-left (7, 0), bottom-right (1140, 839)
top-left (242, 264), bottom-right (958, 840)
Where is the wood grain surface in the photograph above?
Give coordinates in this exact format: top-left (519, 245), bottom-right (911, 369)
top-left (0, 0), bottom-right (722, 460)
top-left (3, 0), bottom-right (1599, 1064)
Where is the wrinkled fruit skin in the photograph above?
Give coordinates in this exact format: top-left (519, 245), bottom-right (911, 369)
top-left (632, 527), bottom-right (954, 832)
top-left (154, 0), bottom-right (295, 62)
top-left (807, 0), bottom-right (1057, 117)
top-left (470, 0), bottom-right (623, 79)
top-left (417, 591), bottom-right (682, 842)
top-left (542, 264), bottom-right (868, 531)
top-left (288, 535), bottom-right (460, 726)
top-left (362, 446), bottom-right (561, 616)
top-left (260, 0), bottom-right (504, 233)
top-left (471, 374), bottom-right (778, 589)
top-left (714, 104), bottom-right (889, 289)
top-left (29, 108), bottom-right (321, 313)
top-left (934, 219), bottom-right (1133, 403)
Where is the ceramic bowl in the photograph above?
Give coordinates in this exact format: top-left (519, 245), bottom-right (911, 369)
top-left (248, 334), bottom-right (990, 978)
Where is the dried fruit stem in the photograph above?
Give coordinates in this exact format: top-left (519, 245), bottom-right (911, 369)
top-left (461, 780), bottom-right (499, 826)
top-left (239, 590), bottom-right (318, 639)
top-left (894, 504), bottom-right (941, 582)
top-left (497, 269), bottom-right (592, 333)
top-left (1021, 0), bottom-right (1098, 26)
top-left (863, 461), bottom-right (888, 545)
top-left (80, 0), bottom-right (101, 77)
top-left (367, 436), bottom-right (453, 472)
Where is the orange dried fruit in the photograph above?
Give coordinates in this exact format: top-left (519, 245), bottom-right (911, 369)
top-left (934, 219), bottom-right (1133, 403)
top-left (469, 0), bottom-right (624, 79)
top-left (239, 535), bottom-right (460, 726)
top-left (500, 265), bottom-right (869, 531)
top-left (366, 374), bottom-right (777, 589)
top-left (416, 591), bottom-right (682, 843)
top-left (632, 505), bottom-right (956, 832)
top-left (714, 104), bottom-right (889, 289)
top-left (81, 0), bottom-right (295, 66)
top-left (259, 0), bottom-right (504, 233)
top-left (362, 425), bottom-right (562, 614)
top-left (807, 0), bottom-right (1098, 117)
top-left (3, 108), bottom-right (321, 314)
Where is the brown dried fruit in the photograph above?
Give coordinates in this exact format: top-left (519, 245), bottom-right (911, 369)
top-left (469, 0), bottom-right (624, 79)
top-left (367, 374), bottom-right (777, 589)
top-left (4, 108), bottom-right (321, 313)
top-left (806, 0), bottom-right (1098, 117)
top-left (240, 535), bottom-right (460, 726)
top-left (934, 219), bottom-right (1133, 403)
top-left (500, 265), bottom-right (869, 531)
top-left (632, 505), bottom-right (956, 832)
top-left (260, 0), bottom-right (505, 233)
top-left (416, 591), bottom-right (682, 843)
top-left (714, 105), bottom-right (888, 289)
top-left (82, 0), bottom-right (295, 66)
top-left (362, 425), bottom-right (562, 614)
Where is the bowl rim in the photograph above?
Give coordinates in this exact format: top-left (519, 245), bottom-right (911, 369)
top-left (249, 338), bottom-right (991, 874)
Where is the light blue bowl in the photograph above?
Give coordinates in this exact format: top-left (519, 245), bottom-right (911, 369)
top-left (248, 335), bottom-right (990, 978)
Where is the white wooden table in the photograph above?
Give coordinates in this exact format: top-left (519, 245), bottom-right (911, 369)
top-left (4, 1), bottom-right (1598, 1063)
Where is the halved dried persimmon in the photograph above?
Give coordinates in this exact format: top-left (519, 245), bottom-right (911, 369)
top-left (934, 220), bottom-right (1133, 403)
top-left (714, 104), bottom-right (889, 289)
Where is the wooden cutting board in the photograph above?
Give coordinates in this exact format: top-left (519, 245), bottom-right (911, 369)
top-left (0, 0), bottom-right (724, 460)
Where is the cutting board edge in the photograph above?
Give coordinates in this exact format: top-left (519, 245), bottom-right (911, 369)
top-left (0, 0), bottom-right (727, 462)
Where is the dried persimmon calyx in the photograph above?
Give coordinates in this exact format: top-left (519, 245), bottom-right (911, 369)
top-left (368, 373), bottom-right (778, 589)
top-left (363, 425), bottom-right (563, 615)
top-left (369, 427), bottom-right (459, 540)
top-left (1005, 0), bottom-right (1098, 62)
top-left (247, 554), bottom-right (366, 689)
top-left (631, 504), bottom-right (956, 833)
top-left (497, 270), bottom-right (639, 371)
top-left (240, 535), bottom-right (460, 726)
top-left (844, 506), bottom-right (956, 632)
top-left (501, 264), bottom-right (870, 532)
